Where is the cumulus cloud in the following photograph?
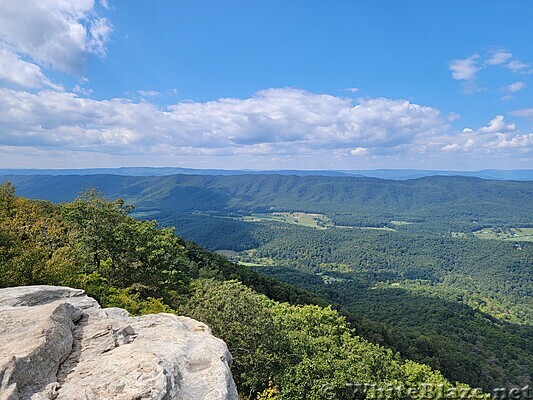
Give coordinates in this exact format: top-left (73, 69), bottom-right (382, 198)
top-left (0, 87), bottom-right (448, 157)
top-left (0, 0), bottom-right (112, 83)
top-left (3, 84), bottom-right (529, 166)
top-left (0, 85), bottom-right (529, 168)
top-left (0, 45), bottom-right (61, 89)
top-left (350, 147), bottom-right (368, 156)
top-left (167, 89), bottom-right (447, 151)
top-left (490, 134), bottom-right (532, 149)
top-left (436, 115), bottom-right (531, 155)
top-left (441, 143), bottom-right (462, 153)
top-left (479, 115), bottom-right (516, 134)
top-left (441, 139), bottom-right (475, 153)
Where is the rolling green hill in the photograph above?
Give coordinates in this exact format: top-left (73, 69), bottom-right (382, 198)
top-left (3, 174), bottom-right (532, 228)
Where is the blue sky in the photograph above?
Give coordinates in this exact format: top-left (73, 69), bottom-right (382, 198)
top-left (0, 0), bottom-right (532, 170)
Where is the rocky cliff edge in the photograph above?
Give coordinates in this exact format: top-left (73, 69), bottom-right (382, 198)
top-left (0, 285), bottom-right (238, 400)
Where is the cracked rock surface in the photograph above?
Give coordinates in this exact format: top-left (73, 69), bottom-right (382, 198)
top-left (0, 286), bottom-right (238, 400)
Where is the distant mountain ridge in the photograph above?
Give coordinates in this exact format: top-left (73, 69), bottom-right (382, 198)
top-left (0, 167), bottom-right (531, 180)
top-left (0, 167), bottom-right (354, 178)
top-left (2, 174), bottom-right (532, 227)
top-left (341, 169), bottom-right (533, 181)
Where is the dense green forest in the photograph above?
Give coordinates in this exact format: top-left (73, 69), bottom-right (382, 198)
top-left (160, 215), bottom-right (533, 391)
top-left (1, 182), bottom-right (488, 400)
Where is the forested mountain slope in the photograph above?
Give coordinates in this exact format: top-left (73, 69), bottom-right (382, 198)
top-left (167, 217), bottom-right (533, 390)
top-left (3, 174), bottom-right (532, 226)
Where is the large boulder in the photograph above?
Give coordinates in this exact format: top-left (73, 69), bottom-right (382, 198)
top-left (0, 286), bottom-right (238, 400)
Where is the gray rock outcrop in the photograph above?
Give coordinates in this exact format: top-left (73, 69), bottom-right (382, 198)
top-left (0, 286), bottom-right (238, 400)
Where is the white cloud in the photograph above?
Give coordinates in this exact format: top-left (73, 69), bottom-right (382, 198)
top-left (0, 87), bottom-right (529, 168)
top-left (500, 81), bottom-right (526, 100)
top-left (463, 138), bottom-right (475, 151)
top-left (0, 0), bottom-right (112, 75)
top-left (490, 134), bottom-right (532, 149)
top-left (343, 87), bottom-right (360, 93)
top-left (447, 112), bottom-right (461, 122)
top-left (448, 55), bottom-right (486, 94)
top-left (511, 108), bottom-right (533, 118)
top-left (441, 139), bottom-right (475, 153)
top-left (449, 49), bottom-right (531, 96)
top-left (486, 50), bottom-right (513, 65)
top-left (4, 85), bottom-right (529, 167)
top-left (436, 115), bottom-right (531, 155)
top-left (449, 55), bottom-right (480, 81)
top-left (87, 18), bottom-right (112, 57)
top-left (350, 147), bottom-right (368, 156)
top-left (505, 60), bottom-right (530, 73)
top-left (0, 87), bottom-right (447, 157)
top-left (479, 115), bottom-right (516, 134)
top-left (73, 84), bottom-right (93, 96)
top-left (484, 49), bottom-right (531, 73)
top-left (138, 90), bottom-right (162, 97)
top-left (501, 81), bottom-right (526, 94)
top-left (0, 45), bottom-right (61, 89)
top-left (441, 143), bottom-right (462, 153)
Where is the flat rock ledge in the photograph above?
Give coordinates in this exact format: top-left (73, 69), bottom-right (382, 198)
top-left (0, 285), bottom-right (238, 400)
